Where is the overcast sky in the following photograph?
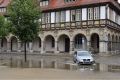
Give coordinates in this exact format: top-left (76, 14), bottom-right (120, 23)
top-left (119, 0), bottom-right (120, 3)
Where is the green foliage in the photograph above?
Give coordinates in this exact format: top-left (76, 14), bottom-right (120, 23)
top-left (8, 0), bottom-right (41, 42)
top-left (0, 15), bottom-right (11, 38)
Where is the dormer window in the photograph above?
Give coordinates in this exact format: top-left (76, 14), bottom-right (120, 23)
top-left (40, 0), bottom-right (49, 7)
top-left (64, 0), bottom-right (76, 3)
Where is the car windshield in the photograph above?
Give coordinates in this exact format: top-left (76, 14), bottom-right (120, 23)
top-left (77, 52), bottom-right (91, 56)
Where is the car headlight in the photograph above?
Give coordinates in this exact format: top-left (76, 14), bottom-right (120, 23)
top-left (78, 59), bottom-right (83, 62)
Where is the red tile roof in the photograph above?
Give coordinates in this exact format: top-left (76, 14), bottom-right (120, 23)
top-left (41, 0), bottom-right (120, 11)
top-left (0, 0), bottom-right (10, 7)
top-left (0, 0), bottom-right (119, 11)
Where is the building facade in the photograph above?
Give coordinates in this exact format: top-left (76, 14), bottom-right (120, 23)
top-left (0, 0), bottom-right (120, 55)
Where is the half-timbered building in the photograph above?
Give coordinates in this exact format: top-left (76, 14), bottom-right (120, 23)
top-left (0, 0), bottom-right (120, 55)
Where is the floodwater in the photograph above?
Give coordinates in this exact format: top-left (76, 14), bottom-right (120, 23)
top-left (0, 54), bottom-right (120, 80)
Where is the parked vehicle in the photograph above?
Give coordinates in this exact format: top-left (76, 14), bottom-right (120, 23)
top-left (73, 50), bottom-right (95, 64)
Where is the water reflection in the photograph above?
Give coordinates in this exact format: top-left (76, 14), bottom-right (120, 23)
top-left (1, 58), bottom-right (120, 72)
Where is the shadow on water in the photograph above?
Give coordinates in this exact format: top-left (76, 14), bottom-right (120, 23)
top-left (1, 58), bottom-right (120, 73)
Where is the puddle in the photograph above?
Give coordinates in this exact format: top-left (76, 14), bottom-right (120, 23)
top-left (1, 58), bottom-right (120, 73)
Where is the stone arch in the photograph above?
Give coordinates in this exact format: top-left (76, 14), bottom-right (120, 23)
top-left (58, 34), bottom-right (70, 53)
top-left (44, 35), bottom-right (55, 53)
top-left (73, 33), bottom-right (87, 50)
top-left (32, 37), bottom-right (41, 52)
top-left (10, 36), bottom-right (18, 52)
top-left (1, 37), bottom-right (7, 52)
top-left (90, 33), bottom-right (100, 53)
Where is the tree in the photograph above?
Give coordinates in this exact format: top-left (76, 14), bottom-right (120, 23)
top-left (0, 15), bottom-right (11, 52)
top-left (8, 0), bottom-right (41, 62)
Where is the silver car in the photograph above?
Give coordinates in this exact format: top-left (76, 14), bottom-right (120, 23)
top-left (73, 51), bottom-right (95, 64)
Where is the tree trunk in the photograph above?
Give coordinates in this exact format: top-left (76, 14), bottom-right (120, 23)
top-left (24, 41), bottom-right (27, 62)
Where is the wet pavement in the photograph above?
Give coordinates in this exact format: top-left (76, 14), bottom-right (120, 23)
top-left (0, 53), bottom-right (120, 80)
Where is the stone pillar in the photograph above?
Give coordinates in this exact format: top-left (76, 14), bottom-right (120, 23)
top-left (29, 42), bottom-right (33, 53)
top-left (7, 41), bottom-right (11, 52)
top-left (41, 40), bottom-right (44, 54)
top-left (17, 41), bottom-right (21, 52)
top-left (87, 41), bottom-right (90, 51)
top-left (70, 41), bottom-right (74, 54)
top-left (82, 37), bottom-right (85, 50)
top-left (99, 41), bottom-right (108, 56)
top-left (54, 41), bottom-right (59, 54)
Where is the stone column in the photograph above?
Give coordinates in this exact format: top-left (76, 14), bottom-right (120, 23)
top-left (29, 42), bottom-right (33, 53)
top-left (54, 40), bottom-right (59, 54)
top-left (82, 37), bottom-right (85, 50)
top-left (17, 41), bottom-right (21, 52)
top-left (41, 40), bottom-right (44, 54)
top-left (99, 41), bottom-right (108, 56)
top-left (7, 41), bottom-right (11, 52)
top-left (70, 41), bottom-right (74, 54)
top-left (87, 40), bottom-right (90, 51)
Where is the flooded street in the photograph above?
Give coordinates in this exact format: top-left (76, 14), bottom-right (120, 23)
top-left (0, 53), bottom-right (120, 80)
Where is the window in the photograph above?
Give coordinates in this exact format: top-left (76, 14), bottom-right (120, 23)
top-left (88, 8), bottom-right (93, 20)
top-left (42, 13), bottom-right (45, 24)
top-left (61, 11), bottom-right (66, 22)
top-left (66, 10), bottom-right (70, 22)
top-left (45, 13), bottom-right (50, 23)
top-left (76, 9), bottom-right (81, 21)
top-left (40, 0), bottom-right (49, 6)
top-left (115, 14), bottom-right (118, 24)
top-left (71, 10), bottom-right (76, 22)
top-left (109, 8), bottom-right (113, 21)
top-left (64, 0), bottom-right (76, 3)
top-left (51, 12), bottom-right (55, 23)
top-left (0, 8), bottom-right (6, 13)
top-left (55, 12), bottom-right (61, 23)
top-left (94, 7), bottom-right (99, 20)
